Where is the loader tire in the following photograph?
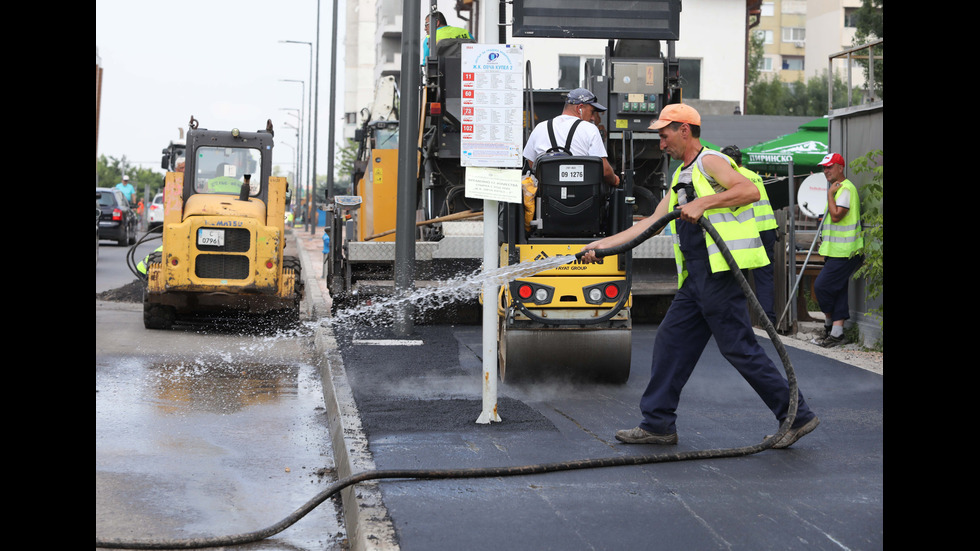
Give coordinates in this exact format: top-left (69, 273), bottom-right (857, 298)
top-left (283, 256), bottom-right (304, 300)
top-left (143, 302), bottom-right (176, 330)
top-left (281, 255), bottom-right (303, 326)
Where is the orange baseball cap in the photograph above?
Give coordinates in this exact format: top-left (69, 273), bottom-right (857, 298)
top-left (649, 103), bottom-right (701, 130)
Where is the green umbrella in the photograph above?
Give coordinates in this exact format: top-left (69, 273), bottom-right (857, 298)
top-left (742, 118), bottom-right (828, 177)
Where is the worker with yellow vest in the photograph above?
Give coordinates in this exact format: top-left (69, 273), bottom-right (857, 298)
top-left (137, 246), bottom-right (163, 278)
top-left (422, 11), bottom-right (472, 60)
top-left (580, 103), bottom-right (819, 449)
top-left (722, 145), bottom-right (778, 325)
top-left (813, 152), bottom-right (864, 348)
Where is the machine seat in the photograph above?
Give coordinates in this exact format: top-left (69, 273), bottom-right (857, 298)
top-left (534, 155), bottom-right (608, 238)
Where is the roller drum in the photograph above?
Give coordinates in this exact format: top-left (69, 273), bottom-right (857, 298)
top-left (499, 322), bottom-right (631, 384)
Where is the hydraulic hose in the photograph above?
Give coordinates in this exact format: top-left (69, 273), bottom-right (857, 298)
top-left (125, 227), bottom-right (163, 281)
top-left (97, 211), bottom-right (799, 550)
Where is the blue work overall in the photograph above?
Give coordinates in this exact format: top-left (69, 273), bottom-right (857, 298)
top-left (638, 213), bottom-right (816, 435)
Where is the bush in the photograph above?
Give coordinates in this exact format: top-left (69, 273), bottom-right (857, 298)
top-left (850, 150), bottom-right (883, 325)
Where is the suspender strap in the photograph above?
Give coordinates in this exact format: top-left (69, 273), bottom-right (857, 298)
top-left (547, 118), bottom-right (582, 154)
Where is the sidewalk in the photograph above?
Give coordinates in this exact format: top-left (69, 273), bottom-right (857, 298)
top-left (291, 226), bottom-right (331, 320)
top-left (291, 226), bottom-right (399, 549)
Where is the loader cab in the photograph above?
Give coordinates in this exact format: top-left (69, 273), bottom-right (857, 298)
top-left (181, 126), bottom-right (275, 206)
top-left (367, 120), bottom-right (399, 150)
top-left (191, 146), bottom-right (263, 196)
top-left (349, 119), bottom-right (400, 243)
top-left (351, 120), bottom-right (398, 196)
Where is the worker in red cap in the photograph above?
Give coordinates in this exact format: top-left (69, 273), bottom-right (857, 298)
top-left (813, 152), bottom-right (864, 347)
top-left (580, 103), bottom-right (819, 449)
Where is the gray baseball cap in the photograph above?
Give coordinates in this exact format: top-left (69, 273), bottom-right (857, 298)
top-left (566, 88), bottom-right (607, 112)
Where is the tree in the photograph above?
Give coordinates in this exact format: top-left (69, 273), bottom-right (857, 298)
top-left (334, 138), bottom-right (359, 195)
top-left (854, 0), bottom-right (883, 41)
top-left (747, 77), bottom-right (784, 115)
top-left (96, 155), bottom-right (165, 203)
top-left (746, 72), bottom-right (864, 116)
top-left (746, 30), bottom-right (766, 89)
top-left (852, 0), bottom-right (883, 101)
top-left (96, 154), bottom-right (125, 189)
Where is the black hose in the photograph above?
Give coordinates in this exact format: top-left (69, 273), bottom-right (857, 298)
top-left (125, 227), bottom-right (163, 281)
top-left (97, 212), bottom-right (798, 550)
top-left (573, 209), bottom-right (680, 261)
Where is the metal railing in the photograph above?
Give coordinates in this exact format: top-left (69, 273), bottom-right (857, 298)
top-left (828, 38), bottom-right (883, 112)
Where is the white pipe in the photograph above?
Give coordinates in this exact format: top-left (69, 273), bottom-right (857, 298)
top-left (477, 199), bottom-right (501, 424)
top-left (476, 0), bottom-right (503, 424)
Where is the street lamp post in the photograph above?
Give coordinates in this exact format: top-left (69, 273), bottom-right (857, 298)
top-left (279, 140), bottom-right (296, 183)
top-left (280, 79), bottom-right (306, 228)
top-left (279, 40), bottom-right (314, 231)
top-left (282, 117), bottom-right (302, 202)
top-left (326, 0), bottom-right (339, 219)
top-left (280, 106), bottom-right (303, 217)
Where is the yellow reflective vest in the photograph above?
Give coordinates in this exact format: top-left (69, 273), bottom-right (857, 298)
top-left (818, 178), bottom-right (864, 258)
top-left (423, 25), bottom-right (472, 58)
top-left (736, 165), bottom-right (777, 232)
top-left (669, 150), bottom-right (770, 288)
top-left (137, 246), bottom-right (164, 275)
top-left (206, 176), bottom-right (245, 194)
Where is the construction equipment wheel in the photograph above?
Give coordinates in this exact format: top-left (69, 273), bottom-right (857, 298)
top-left (283, 255), bottom-right (304, 300)
top-left (143, 302), bottom-right (176, 330)
top-left (498, 321), bottom-right (631, 385)
top-left (277, 255), bottom-right (304, 327)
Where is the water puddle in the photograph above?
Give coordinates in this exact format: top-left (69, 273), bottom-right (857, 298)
top-left (147, 360), bottom-right (300, 414)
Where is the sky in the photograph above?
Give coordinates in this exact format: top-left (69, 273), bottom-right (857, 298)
top-left (96, 0), bottom-right (345, 177)
top-left (96, 0), bottom-right (469, 179)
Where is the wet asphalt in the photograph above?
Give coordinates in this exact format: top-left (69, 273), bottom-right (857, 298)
top-left (294, 227), bottom-right (884, 551)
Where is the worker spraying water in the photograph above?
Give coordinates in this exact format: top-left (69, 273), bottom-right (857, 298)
top-left (579, 103), bottom-right (819, 448)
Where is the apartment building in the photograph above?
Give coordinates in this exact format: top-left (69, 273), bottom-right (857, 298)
top-left (754, 0), bottom-right (866, 84)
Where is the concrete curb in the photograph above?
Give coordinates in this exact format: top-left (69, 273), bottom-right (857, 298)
top-left (291, 229), bottom-right (400, 551)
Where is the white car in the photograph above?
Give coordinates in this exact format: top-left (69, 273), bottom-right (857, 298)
top-left (148, 193), bottom-right (164, 229)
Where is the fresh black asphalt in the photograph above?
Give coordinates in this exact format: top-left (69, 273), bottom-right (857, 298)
top-left (329, 321), bottom-right (883, 550)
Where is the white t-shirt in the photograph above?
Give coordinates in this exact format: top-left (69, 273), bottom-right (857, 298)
top-left (522, 114), bottom-right (608, 164)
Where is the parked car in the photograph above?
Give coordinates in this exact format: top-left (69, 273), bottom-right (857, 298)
top-left (96, 191), bottom-right (102, 264)
top-left (148, 192), bottom-right (164, 229)
top-left (97, 187), bottom-right (138, 245)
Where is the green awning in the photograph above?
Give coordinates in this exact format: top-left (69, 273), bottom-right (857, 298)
top-left (742, 117), bottom-right (828, 176)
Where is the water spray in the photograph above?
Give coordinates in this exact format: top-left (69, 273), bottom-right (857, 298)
top-left (321, 252), bottom-right (575, 329)
top-left (97, 211), bottom-right (801, 550)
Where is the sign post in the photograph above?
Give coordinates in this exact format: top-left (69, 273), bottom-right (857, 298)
top-left (460, 43), bottom-right (524, 424)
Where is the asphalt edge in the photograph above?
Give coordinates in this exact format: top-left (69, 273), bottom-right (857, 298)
top-left (291, 228), bottom-right (400, 551)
